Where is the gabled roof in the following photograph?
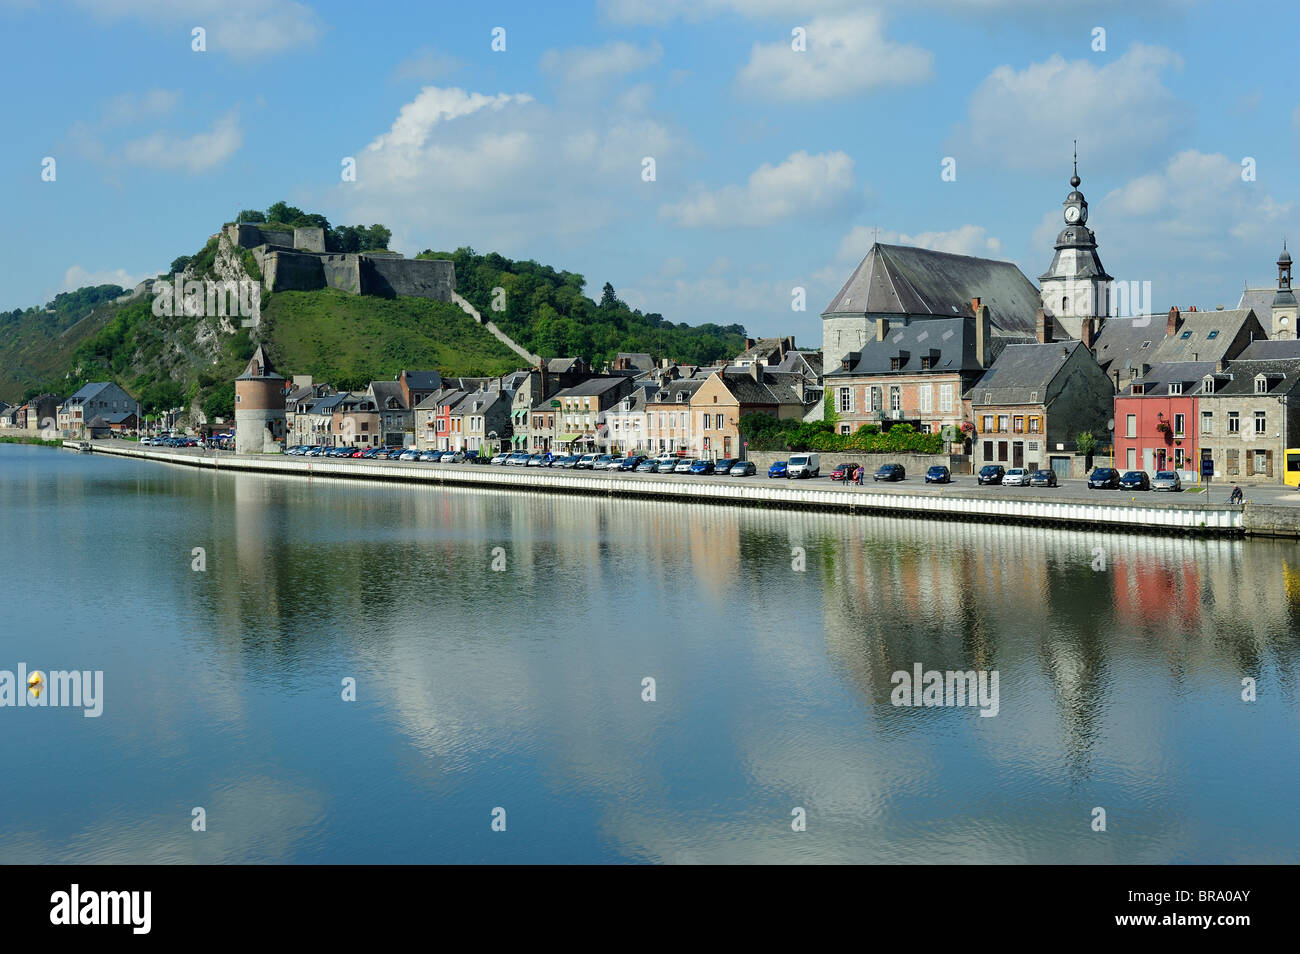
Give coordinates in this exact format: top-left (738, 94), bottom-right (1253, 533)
top-left (1199, 358), bottom-right (1300, 397)
top-left (967, 340), bottom-right (1087, 405)
top-left (1238, 287), bottom-right (1277, 324)
top-left (822, 242), bottom-right (1046, 339)
top-left (399, 369), bottom-right (442, 391)
top-left (66, 382), bottom-right (120, 403)
top-left (416, 388), bottom-right (468, 411)
top-left (1238, 338), bottom-right (1300, 360)
top-left (368, 380), bottom-right (409, 411)
top-left (774, 350), bottom-right (824, 378)
top-left (615, 352), bottom-right (655, 371)
top-left (546, 357), bottom-right (583, 373)
top-left (710, 367), bottom-right (808, 407)
top-left (1091, 317), bottom-right (1163, 375)
top-left (647, 379), bottom-right (705, 405)
top-left (825, 316), bottom-right (985, 377)
top-left (1152, 309), bottom-right (1261, 363)
top-left (550, 377), bottom-right (627, 399)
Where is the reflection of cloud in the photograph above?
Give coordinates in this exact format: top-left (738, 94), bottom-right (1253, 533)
top-left (0, 776), bottom-right (326, 863)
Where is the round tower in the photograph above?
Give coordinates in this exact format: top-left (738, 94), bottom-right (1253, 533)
top-left (234, 345), bottom-right (286, 453)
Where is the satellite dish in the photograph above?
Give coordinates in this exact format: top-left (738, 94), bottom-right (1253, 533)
top-left (1107, 418), bottom-right (1115, 432)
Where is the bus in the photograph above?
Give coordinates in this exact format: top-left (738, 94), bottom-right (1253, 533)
top-left (1286, 448), bottom-right (1300, 488)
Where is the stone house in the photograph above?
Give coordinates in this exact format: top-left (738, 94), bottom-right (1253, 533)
top-left (966, 339), bottom-right (1113, 475)
top-left (59, 382), bottom-right (136, 438)
top-left (534, 377), bottom-right (634, 454)
top-left (368, 381), bottom-right (411, 447)
top-left (331, 392), bottom-right (379, 447)
top-left (691, 364), bottom-right (811, 460)
top-left (1193, 355), bottom-right (1300, 483)
top-left (458, 388), bottom-right (513, 455)
top-left (646, 378), bottom-right (705, 455)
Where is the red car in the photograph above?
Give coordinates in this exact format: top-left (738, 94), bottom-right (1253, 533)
top-left (830, 462), bottom-right (856, 481)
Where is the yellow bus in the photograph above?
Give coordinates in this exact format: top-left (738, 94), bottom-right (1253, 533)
top-left (1287, 448), bottom-right (1300, 488)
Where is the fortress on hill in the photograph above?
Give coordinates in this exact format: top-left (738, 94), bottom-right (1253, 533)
top-left (223, 223), bottom-right (456, 301)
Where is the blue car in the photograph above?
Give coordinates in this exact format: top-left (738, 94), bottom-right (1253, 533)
top-left (689, 459), bottom-right (715, 475)
top-left (768, 461), bottom-right (788, 478)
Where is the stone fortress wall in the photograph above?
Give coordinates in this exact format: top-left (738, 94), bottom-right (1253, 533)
top-left (224, 223), bottom-right (455, 303)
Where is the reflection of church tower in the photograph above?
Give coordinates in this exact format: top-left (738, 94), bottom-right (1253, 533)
top-left (1039, 145), bottom-right (1113, 347)
top-left (1271, 242), bottom-right (1297, 339)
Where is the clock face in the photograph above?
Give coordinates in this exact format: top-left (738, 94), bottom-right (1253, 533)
top-left (1064, 206), bottom-right (1080, 224)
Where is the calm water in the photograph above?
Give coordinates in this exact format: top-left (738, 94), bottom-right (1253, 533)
top-left (2, 443), bottom-right (1299, 863)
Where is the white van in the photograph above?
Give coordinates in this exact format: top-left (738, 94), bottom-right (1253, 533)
top-left (787, 452), bottom-right (820, 478)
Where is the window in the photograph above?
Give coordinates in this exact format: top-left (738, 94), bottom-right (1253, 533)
top-left (939, 384), bottom-right (954, 413)
top-left (918, 385), bottom-right (932, 414)
top-left (1228, 411), bottom-right (1240, 433)
top-left (1202, 376), bottom-right (1215, 394)
top-left (1255, 375), bottom-right (1269, 394)
top-left (1207, 330), bottom-right (1219, 339)
top-left (1125, 413), bottom-right (1137, 438)
top-left (1254, 449), bottom-right (1269, 475)
top-left (838, 387), bottom-right (853, 413)
top-left (1180, 330), bottom-right (1192, 339)
top-left (1029, 416), bottom-right (1041, 434)
top-left (998, 414), bottom-right (1009, 432)
top-left (982, 415), bottom-right (993, 432)
top-left (1173, 413), bottom-right (1185, 436)
top-left (1201, 411), bottom-right (1213, 434)
top-left (1028, 391), bottom-right (1038, 403)
top-left (702, 413), bottom-right (711, 429)
top-left (1168, 382), bottom-right (1182, 395)
top-left (1255, 411), bottom-right (1267, 434)
top-left (1140, 341), bottom-right (1151, 349)
top-left (871, 387), bottom-right (882, 411)
top-left (1174, 448), bottom-right (1185, 469)
top-left (840, 424), bottom-right (851, 435)
top-left (1013, 415), bottom-right (1024, 433)
top-left (890, 387), bottom-right (901, 411)
top-left (920, 356), bottom-right (932, 370)
top-left (890, 357), bottom-right (901, 371)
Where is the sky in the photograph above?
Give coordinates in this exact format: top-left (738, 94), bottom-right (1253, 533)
top-left (2, 0), bottom-right (1296, 348)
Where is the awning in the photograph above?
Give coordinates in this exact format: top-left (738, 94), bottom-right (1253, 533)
top-left (558, 433), bottom-right (581, 441)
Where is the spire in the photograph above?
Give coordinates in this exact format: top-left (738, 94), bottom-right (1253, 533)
top-left (1070, 141), bottom-right (1080, 188)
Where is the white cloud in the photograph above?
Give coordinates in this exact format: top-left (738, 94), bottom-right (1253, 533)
top-left (69, 0), bottom-right (321, 57)
top-left (540, 40), bottom-right (662, 88)
top-left (834, 224), bottom-right (1005, 262)
top-left (335, 85), bottom-right (680, 255)
top-left (621, 257), bottom-right (810, 336)
top-left (953, 44), bottom-right (1188, 172)
top-left (59, 264), bottom-right (145, 293)
top-left (101, 89), bottom-right (181, 127)
top-left (600, 0), bottom-right (1191, 26)
top-left (390, 47), bottom-right (460, 84)
top-left (660, 150), bottom-right (858, 228)
top-left (122, 109), bottom-right (243, 173)
top-left (736, 11), bottom-right (932, 101)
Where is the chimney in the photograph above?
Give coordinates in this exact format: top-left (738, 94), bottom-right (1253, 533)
top-left (744, 337), bottom-right (756, 351)
top-left (1080, 317), bottom-right (1096, 350)
top-left (970, 297), bottom-right (981, 316)
top-left (538, 359), bottom-right (550, 400)
top-left (1035, 308), bottom-right (1052, 344)
top-left (1216, 360), bottom-right (1226, 373)
top-left (1166, 306), bottom-right (1181, 336)
top-left (749, 360), bottom-right (762, 383)
top-left (974, 304), bottom-right (991, 368)
top-left (876, 316), bottom-right (889, 342)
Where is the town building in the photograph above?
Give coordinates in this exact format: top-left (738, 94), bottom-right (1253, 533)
top-left (59, 382), bottom-right (136, 439)
top-left (966, 339), bottom-right (1112, 475)
top-left (367, 380), bottom-right (411, 447)
top-left (331, 392), bottom-right (379, 448)
top-left (1238, 244), bottom-right (1297, 340)
top-left (691, 363), bottom-right (812, 460)
top-left (1113, 361), bottom-right (1214, 477)
top-left (396, 369), bottom-right (443, 410)
top-left (532, 377), bottom-right (633, 454)
top-left (458, 388), bottom-right (513, 455)
top-left (1038, 155), bottom-right (1113, 347)
top-left (1194, 357), bottom-right (1300, 482)
top-left (646, 378), bottom-right (705, 455)
top-left (1092, 306), bottom-right (1267, 393)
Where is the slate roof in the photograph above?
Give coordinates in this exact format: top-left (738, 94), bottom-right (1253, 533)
top-left (546, 357), bottom-right (583, 373)
top-left (369, 380), bottom-right (409, 411)
top-left (399, 370), bottom-right (442, 391)
top-left (99, 411), bottom-right (137, 424)
top-left (1153, 309), bottom-right (1260, 363)
top-left (1197, 358), bottom-right (1300, 397)
top-left (967, 340), bottom-right (1086, 405)
top-left (1237, 338), bottom-right (1300, 360)
top-left (711, 367), bottom-right (810, 407)
top-left (550, 377), bottom-right (627, 399)
top-left (416, 388), bottom-right (467, 411)
top-left (1128, 361), bottom-right (1218, 396)
top-left (237, 345), bottom-right (283, 381)
top-left (1238, 287), bottom-right (1277, 324)
top-left (647, 379), bottom-right (704, 404)
top-left (822, 242), bottom-right (1048, 339)
top-left (825, 317), bottom-right (983, 377)
top-left (66, 382), bottom-right (118, 403)
top-left (615, 352), bottom-right (655, 371)
top-left (1091, 317), bottom-right (1164, 376)
top-left (774, 350), bottom-right (825, 379)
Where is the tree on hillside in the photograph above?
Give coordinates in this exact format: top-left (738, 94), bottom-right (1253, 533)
top-left (265, 201), bottom-right (305, 225)
top-left (236, 209), bottom-right (266, 223)
top-left (170, 255), bottom-right (193, 274)
top-left (599, 282), bottom-right (622, 310)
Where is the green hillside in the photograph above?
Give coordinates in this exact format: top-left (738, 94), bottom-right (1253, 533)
top-left (258, 289), bottom-right (521, 389)
top-left (0, 285), bottom-right (127, 400)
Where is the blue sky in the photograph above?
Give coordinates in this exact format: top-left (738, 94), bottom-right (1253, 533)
top-left (2, 0), bottom-right (1296, 348)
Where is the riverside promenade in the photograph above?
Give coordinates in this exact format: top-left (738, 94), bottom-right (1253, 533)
top-left (60, 439), bottom-right (1283, 538)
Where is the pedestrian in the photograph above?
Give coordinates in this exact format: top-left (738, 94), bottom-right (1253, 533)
top-left (1230, 484), bottom-right (1243, 505)
top-left (855, 463), bottom-right (864, 486)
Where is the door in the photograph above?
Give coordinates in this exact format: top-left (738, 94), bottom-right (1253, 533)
top-left (1127, 447), bottom-right (1137, 470)
top-left (723, 436), bottom-right (731, 457)
top-left (1050, 456), bottom-right (1071, 478)
top-left (1143, 448), bottom-right (1153, 472)
top-left (998, 441), bottom-right (1008, 462)
top-left (1013, 442), bottom-right (1024, 468)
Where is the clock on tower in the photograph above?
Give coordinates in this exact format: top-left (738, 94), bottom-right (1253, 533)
top-left (1039, 144), bottom-right (1112, 336)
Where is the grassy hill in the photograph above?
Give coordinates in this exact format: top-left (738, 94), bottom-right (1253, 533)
top-left (0, 285), bottom-right (127, 400)
top-left (259, 289), bottom-right (521, 389)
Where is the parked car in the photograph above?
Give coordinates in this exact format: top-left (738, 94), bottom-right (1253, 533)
top-left (576, 454), bottom-right (598, 469)
top-left (350, 449), bottom-right (366, 458)
top-left (526, 454), bottom-right (547, 467)
top-left (506, 453), bottom-right (530, 466)
top-left (636, 458), bottom-right (659, 473)
top-left (440, 451), bottom-right (466, 463)
top-left (787, 453), bottom-right (820, 478)
top-left (830, 462), bottom-right (854, 481)
top-left (591, 454), bottom-right (615, 470)
top-left (713, 458), bottom-right (736, 475)
top-left (730, 461), bottom-right (757, 476)
top-left (874, 464), bottom-right (906, 482)
top-left (1088, 467), bottom-right (1121, 489)
top-left (768, 460), bottom-right (788, 478)
top-left (1119, 470), bottom-right (1150, 491)
top-left (1152, 470), bottom-right (1183, 492)
top-left (653, 457), bottom-right (678, 473)
top-left (491, 452), bottom-right (510, 465)
top-left (977, 464), bottom-right (1005, 485)
top-left (557, 455), bottom-right (581, 468)
top-left (689, 459), bottom-right (715, 475)
top-left (618, 455), bottom-right (646, 471)
top-left (417, 450), bottom-right (438, 461)
top-left (1029, 469), bottom-right (1058, 488)
top-left (925, 465), bottom-right (951, 484)
top-left (1002, 467), bottom-right (1031, 486)
top-left (674, 458), bottom-right (697, 474)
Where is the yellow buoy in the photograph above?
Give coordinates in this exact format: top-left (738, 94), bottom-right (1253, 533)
top-left (27, 671), bottom-right (43, 699)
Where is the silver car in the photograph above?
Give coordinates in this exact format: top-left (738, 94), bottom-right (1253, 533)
top-left (1002, 467), bottom-right (1030, 486)
top-left (674, 458), bottom-right (697, 474)
top-left (1152, 470), bottom-right (1182, 492)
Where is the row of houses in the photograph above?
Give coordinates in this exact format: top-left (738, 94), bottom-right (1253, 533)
top-left (0, 386), bottom-right (139, 438)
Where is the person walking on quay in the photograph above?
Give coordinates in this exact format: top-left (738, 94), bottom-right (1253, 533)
top-left (855, 464), bottom-right (864, 487)
top-left (1229, 484), bottom-right (1244, 505)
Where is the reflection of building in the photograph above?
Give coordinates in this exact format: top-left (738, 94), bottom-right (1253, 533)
top-left (234, 346), bottom-right (286, 453)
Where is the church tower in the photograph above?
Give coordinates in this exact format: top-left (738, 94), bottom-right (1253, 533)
top-left (1039, 145), bottom-right (1112, 346)
top-left (1271, 242), bottom-right (1297, 339)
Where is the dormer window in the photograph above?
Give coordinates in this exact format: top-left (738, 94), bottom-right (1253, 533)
top-left (1168, 382), bottom-right (1182, 395)
top-left (1255, 374), bottom-right (1269, 394)
top-left (920, 356), bottom-right (932, 370)
top-left (890, 357), bottom-right (901, 371)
